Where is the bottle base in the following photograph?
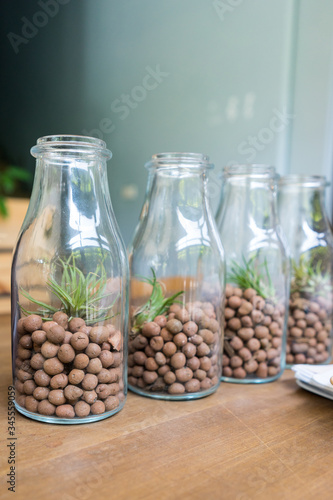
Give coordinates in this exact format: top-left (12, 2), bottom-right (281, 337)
top-left (15, 400), bottom-right (125, 425)
top-left (220, 372), bottom-right (283, 384)
top-left (128, 382), bottom-right (220, 400)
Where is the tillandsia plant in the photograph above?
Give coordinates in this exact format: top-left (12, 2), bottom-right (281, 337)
top-left (131, 268), bottom-right (184, 336)
top-left (291, 255), bottom-right (332, 298)
top-left (19, 255), bottom-right (119, 324)
top-left (228, 255), bottom-right (276, 300)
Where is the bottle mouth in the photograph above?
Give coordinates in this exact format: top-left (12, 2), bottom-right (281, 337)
top-left (279, 175), bottom-right (330, 188)
top-left (145, 152), bottom-right (213, 170)
top-left (31, 135), bottom-right (112, 159)
top-left (223, 164), bottom-right (276, 178)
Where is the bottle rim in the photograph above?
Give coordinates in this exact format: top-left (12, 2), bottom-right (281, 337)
top-left (223, 164), bottom-right (276, 178)
top-left (31, 135), bottom-right (112, 159)
top-left (145, 152), bottom-right (213, 170)
top-left (279, 175), bottom-right (330, 188)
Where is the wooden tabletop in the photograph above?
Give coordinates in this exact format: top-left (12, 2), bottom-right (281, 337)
top-left (0, 313), bottom-right (332, 500)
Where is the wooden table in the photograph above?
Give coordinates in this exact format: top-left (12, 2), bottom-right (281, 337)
top-left (0, 313), bottom-right (332, 500)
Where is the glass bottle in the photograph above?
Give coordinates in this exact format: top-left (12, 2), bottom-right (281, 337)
top-left (216, 165), bottom-right (289, 383)
top-left (278, 175), bottom-right (333, 365)
top-left (11, 135), bottom-right (128, 423)
top-left (128, 153), bottom-right (225, 399)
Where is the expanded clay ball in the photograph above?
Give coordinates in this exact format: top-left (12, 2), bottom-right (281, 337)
top-left (42, 321), bottom-right (58, 333)
top-left (52, 311), bottom-right (69, 329)
top-left (47, 325), bottom-right (66, 344)
top-left (82, 390), bottom-right (97, 404)
top-left (166, 319), bottom-right (183, 334)
top-left (25, 396), bottom-right (39, 412)
top-left (69, 317), bottom-right (86, 333)
top-left (89, 326), bottom-right (109, 344)
top-left (34, 370), bottom-right (51, 387)
top-left (43, 358), bottom-right (64, 376)
top-left (68, 369), bottom-right (85, 385)
top-left (90, 401), bottom-right (105, 415)
top-left (17, 346), bottom-right (32, 360)
top-left (17, 318), bottom-right (26, 335)
top-left (17, 369), bottom-right (33, 382)
top-left (81, 374), bottom-right (98, 391)
top-left (31, 330), bottom-right (47, 345)
top-left (23, 379), bottom-right (37, 395)
top-left (30, 353), bottom-right (45, 370)
top-left (142, 322), bottom-right (161, 338)
top-left (70, 332), bottom-right (89, 351)
top-left (38, 399), bottom-right (56, 415)
top-left (86, 358), bottom-right (103, 374)
top-left (33, 387), bottom-right (50, 400)
top-left (74, 353), bottom-right (90, 369)
top-left (23, 314), bottom-right (43, 333)
top-left (75, 401), bottom-right (91, 417)
top-left (153, 315), bottom-right (167, 328)
top-left (41, 341), bottom-right (60, 359)
top-left (50, 373), bottom-right (68, 389)
top-left (85, 343), bottom-right (101, 359)
top-left (64, 385), bottom-right (83, 401)
top-left (19, 335), bottom-right (33, 349)
top-left (48, 389), bottom-right (66, 406)
top-left (168, 383), bottom-right (185, 395)
top-left (104, 396), bottom-right (119, 412)
top-left (56, 405), bottom-right (75, 418)
top-left (97, 369), bottom-right (112, 383)
top-left (99, 350), bottom-right (114, 368)
top-left (58, 344), bottom-right (76, 364)
top-left (170, 352), bottom-right (186, 369)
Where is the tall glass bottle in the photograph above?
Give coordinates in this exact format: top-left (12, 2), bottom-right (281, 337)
top-left (11, 135), bottom-right (128, 423)
top-left (278, 175), bottom-right (333, 365)
top-left (216, 165), bottom-right (289, 383)
top-left (128, 153), bottom-right (225, 399)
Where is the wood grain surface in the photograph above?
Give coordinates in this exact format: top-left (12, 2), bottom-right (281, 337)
top-left (0, 314), bottom-right (332, 500)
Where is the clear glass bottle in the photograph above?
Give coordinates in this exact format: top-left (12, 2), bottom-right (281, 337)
top-left (216, 165), bottom-right (289, 383)
top-left (11, 135), bottom-right (128, 424)
top-left (278, 175), bottom-right (333, 365)
top-left (128, 153), bottom-right (225, 399)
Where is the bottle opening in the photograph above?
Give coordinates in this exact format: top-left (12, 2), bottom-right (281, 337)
top-left (31, 135), bottom-right (112, 159)
top-left (146, 152), bottom-right (213, 170)
top-left (279, 175), bottom-right (329, 188)
top-left (223, 164), bottom-right (276, 178)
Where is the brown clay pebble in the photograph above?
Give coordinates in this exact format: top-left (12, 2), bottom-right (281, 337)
top-left (85, 343), bottom-right (102, 358)
top-left (89, 326), bottom-right (109, 344)
top-left (182, 343), bottom-right (197, 358)
top-left (53, 311), bottom-right (69, 329)
top-left (30, 353), bottom-right (46, 370)
top-left (19, 334), bottom-right (33, 349)
top-left (104, 396), bottom-right (119, 411)
top-left (142, 322), bottom-right (161, 338)
top-left (160, 328), bottom-right (173, 342)
top-left (91, 401), bottom-right (105, 414)
top-left (99, 350), bottom-right (114, 368)
top-left (87, 358), bottom-right (103, 374)
top-left (23, 380), bottom-right (37, 395)
top-left (25, 396), bottom-right (39, 412)
top-left (168, 383), bottom-right (185, 394)
top-left (33, 387), bottom-right (49, 400)
top-left (58, 344), bottom-right (76, 364)
top-left (69, 317), bottom-right (86, 332)
top-left (173, 333), bottom-right (188, 347)
top-left (142, 371), bottom-right (158, 384)
top-left (164, 371), bottom-right (176, 384)
top-left (68, 369), bottom-right (85, 385)
top-left (73, 353), bottom-right (90, 369)
top-left (17, 318), bottom-right (26, 335)
top-left (184, 379), bottom-right (201, 392)
top-left (31, 330), bottom-right (47, 345)
top-left (166, 319), bottom-right (183, 334)
top-left (64, 385), bottom-right (83, 401)
top-left (71, 332), bottom-right (89, 350)
top-left (198, 329), bottom-right (215, 344)
top-left (238, 328), bottom-right (254, 341)
top-left (98, 368), bottom-right (113, 383)
top-left (182, 321), bottom-right (198, 337)
top-left (96, 384), bottom-right (112, 399)
top-left (17, 369), bottom-right (32, 382)
top-left (170, 352), bottom-right (186, 369)
top-left (17, 346), bottom-right (32, 360)
top-left (82, 374), bottom-right (98, 390)
top-left (48, 389), bottom-right (66, 405)
top-left (34, 370), bottom-right (51, 387)
top-left (56, 404), bottom-right (75, 418)
top-left (47, 324), bottom-right (66, 344)
top-left (133, 351), bottom-right (147, 365)
top-left (196, 342), bottom-right (210, 357)
top-left (233, 367), bottom-right (246, 379)
top-left (163, 342), bottom-right (177, 357)
top-left (82, 390), bottom-right (98, 404)
top-left (187, 356), bottom-right (200, 371)
top-left (63, 331), bottom-right (73, 344)
top-left (228, 296), bottom-right (242, 309)
top-left (175, 367), bottom-right (193, 382)
top-left (38, 399), bottom-right (56, 415)
top-left (50, 373), bottom-right (68, 389)
top-left (41, 341), bottom-right (59, 359)
top-left (150, 336), bottom-right (164, 351)
top-left (75, 401), bottom-right (91, 417)
top-left (154, 315), bottom-right (167, 327)
top-left (23, 314), bottom-right (43, 333)
top-left (175, 309), bottom-right (190, 323)
top-left (43, 358), bottom-right (64, 376)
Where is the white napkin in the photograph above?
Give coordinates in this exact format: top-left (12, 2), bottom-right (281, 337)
top-left (292, 364), bottom-right (333, 400)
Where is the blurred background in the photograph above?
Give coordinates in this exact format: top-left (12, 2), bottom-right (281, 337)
top-left (1, 0), bottom-right (333, 246)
